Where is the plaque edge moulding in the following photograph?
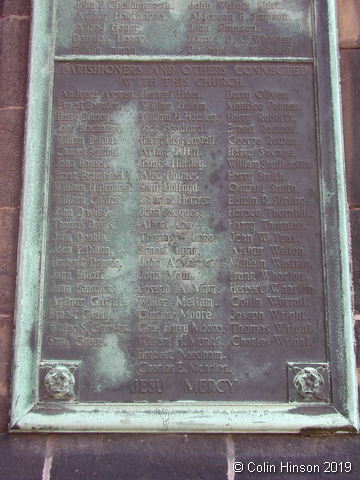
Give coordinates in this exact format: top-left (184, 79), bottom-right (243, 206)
top-left (9, 0), bottom-right (359, 433)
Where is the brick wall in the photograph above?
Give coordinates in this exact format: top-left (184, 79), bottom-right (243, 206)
top-left (0, 0), bottom-right (30, 433)
top-left (339, 0), bottom-right (360, 384)
top-left (0, 1), bottom-right (359, 479)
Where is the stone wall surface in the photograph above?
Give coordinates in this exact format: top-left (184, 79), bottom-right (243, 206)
top-left (0, 1), bottom-right (359, 479)
top-left (0, 0), bottom-right (30, 437)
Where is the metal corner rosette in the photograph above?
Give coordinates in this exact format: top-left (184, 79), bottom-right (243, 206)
top-left (288, 362), bottom-right (330, 403)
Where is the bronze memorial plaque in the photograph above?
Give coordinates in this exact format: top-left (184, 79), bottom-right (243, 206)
top-left (11, 0), bottom-right (358, 432)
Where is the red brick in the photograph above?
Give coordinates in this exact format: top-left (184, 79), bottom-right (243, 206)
top-left (350, 210), bottom-right (360, 314)
top-left (0, 17), bottom-right (30, 107)
top-left (340, 50), bottom-right (360, 207)
top-left (338, 0), bottom-right (360, 48)
top-left (0, 109), bottom-right (24, 207)
top-left (0, 209), bottom-right (19, 315)
top-left (1, 0), bottom-right (31, 16)
top-left (0, 317), bottom-right (13, 432)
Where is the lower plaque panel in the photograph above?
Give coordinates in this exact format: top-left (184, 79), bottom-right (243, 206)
top-left (42, 61), bottom-right (326, 403)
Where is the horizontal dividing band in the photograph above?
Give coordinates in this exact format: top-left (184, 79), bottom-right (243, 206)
top-left (54, 55), bottom-right (315, 63)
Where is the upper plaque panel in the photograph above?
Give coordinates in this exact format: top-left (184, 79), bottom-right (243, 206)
top-left (56, 0), bottom-right (313, 57)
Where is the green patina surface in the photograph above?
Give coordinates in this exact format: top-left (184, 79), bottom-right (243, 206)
top-left (10, 0), bottom-right (358, 433)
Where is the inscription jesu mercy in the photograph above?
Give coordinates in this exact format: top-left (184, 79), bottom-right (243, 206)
top-left (10, 0), bottom-right (358, 432)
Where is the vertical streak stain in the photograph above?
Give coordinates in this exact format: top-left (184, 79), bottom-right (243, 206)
top-left (226, 434), bottom-right (235, 480)
top-left (42, 435), bottom-right (55, 480)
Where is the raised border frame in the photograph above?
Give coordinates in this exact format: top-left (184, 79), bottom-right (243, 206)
top-left (10, 0), bottom-right (359, 433)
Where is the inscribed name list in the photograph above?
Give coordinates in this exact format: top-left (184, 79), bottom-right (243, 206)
top-left (43, 60), bottom-right (326, 402)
